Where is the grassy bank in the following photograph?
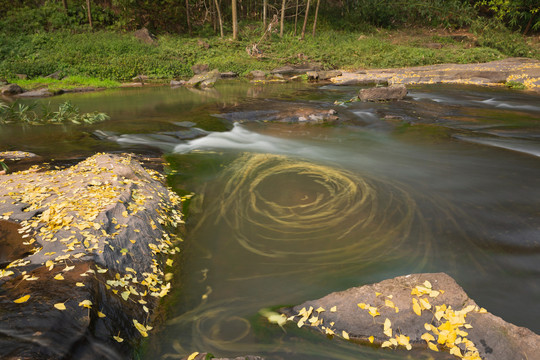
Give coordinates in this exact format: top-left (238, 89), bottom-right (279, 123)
top-left (1, 24), bottom-right (538, 86)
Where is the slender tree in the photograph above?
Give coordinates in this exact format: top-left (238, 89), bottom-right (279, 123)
top-left (185, 0), bottom-right (192, 35)
top-left (279, 0), bottom-right (286, 37)
top-left (312, 0), bottom-right (320, 37)
top-left (232, 0), bottom-right (238, 40)
top-left (300, 0), bottom-right (311, 40)
top-left (86, 0), bottom-right (93, 28)
top-left (214, 0), bottom-right (224, 37)
top-left (61, 0), bottom-right (67, 12)
top-left (294, 0), bottom-right (299, 36)
top-left (263, 0), bottom-right (267, 30)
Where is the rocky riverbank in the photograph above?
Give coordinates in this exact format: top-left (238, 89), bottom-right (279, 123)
top-left (0, 153), bottom-right (186, 359)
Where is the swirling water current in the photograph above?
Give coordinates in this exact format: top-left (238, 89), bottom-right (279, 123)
top-left (1, 82), bottom-right (539, 359)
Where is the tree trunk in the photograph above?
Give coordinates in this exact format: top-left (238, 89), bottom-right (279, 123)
top-left (185, 0), bottom-right (192, 35)
top-left (294, 0), bottom-right (299, 36)
top-left (86, 0), bottom-right (93, 28)
top-left (523, 13), bottom-right (536, 35)
top-left (300, 0), bottom-right (311, 40)
top-left (279, 0), bottom-right (286, 37)
top-left (312, 0), bottom-right (320, 37)
top-left (214, 0), bottom-right (224, 37)
top-left (263, 0), bottom-right (267, 30)
top-left (61, 0), bottom-right (67, 12)
top-left (232, 0), bottom-right (238, 40)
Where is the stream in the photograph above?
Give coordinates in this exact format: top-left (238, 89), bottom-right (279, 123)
top-left (1, 81), bottom-right (539, 359)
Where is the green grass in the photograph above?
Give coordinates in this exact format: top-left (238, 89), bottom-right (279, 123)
top-left (8, 76), bottom-right (121, 91)
top-left (0, 26), bottom-right (537, 83)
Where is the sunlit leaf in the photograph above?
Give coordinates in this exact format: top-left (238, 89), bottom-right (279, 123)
top-left (368, 336), bottom-right (374, 343)
top-left (14, 295), bottom-right (30, 303)
top-left (412, 298), bottom-right (422, 316)
top-left (121, 291), bottom-right (130, 301)
top-left (421, 332), bottom-right (435, 342)
top-left (342, 331), bottom-right (350, 340)
top-left (330, 306), bottom-right (337, 312)
top-left (76, 282), bottom-right (85, 287)
top-left (187, 352), bottom-right (199, 360)
top-left (450, 346), bottom-right (463, 357)
top-left (79, 299), bottom-right (92, 308)
top-left (54, 303), bottom-right (66, 310)
top-left (383, 318), bottom-right (392, 337)
top-left (113, 335), bottom-right (124, 343)
top-left (54, 274), bottom-right (64, 280)
top-left (381, 340), bottom-right (393, 348)
top-left (428, 341), bottom-right (439, 351)
top-left (98, 311), bottom-right (106, 318)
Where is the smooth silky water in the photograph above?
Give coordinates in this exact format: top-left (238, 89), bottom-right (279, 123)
top-left (1, 82), bottom-right (539, 359)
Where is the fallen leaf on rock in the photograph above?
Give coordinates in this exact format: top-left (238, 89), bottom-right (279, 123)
top-left (14, 295), bottom-right (30, 303)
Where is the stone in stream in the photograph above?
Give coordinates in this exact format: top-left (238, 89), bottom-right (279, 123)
top-left (186, 69), bottom-right (221, 88)
top-left (358, 84), bottom-right (407, 101)
top-left (1, 83), bottom-right (24, 95)
top-left (282, 273), bottom-right (540, 360)
top-left (0, 153), bottom-right (185, 359)
top-left (180, 353), bottom-right (264, 360)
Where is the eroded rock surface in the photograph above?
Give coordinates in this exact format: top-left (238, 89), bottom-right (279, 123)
top-left (332, 58), bottom-right (540, 92)
top-left (359, 84), bottom-right (407, 101)
top-left (186, 69), bottom-right (221, 88)
top-left (283, 273), bottom-right (540, 360)
top-left (0, 153), bottom-right (185, 359)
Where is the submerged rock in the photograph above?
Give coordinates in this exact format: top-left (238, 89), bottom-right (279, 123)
top-left (359, 84), bottom-right (407, 101)
top-left (0, 153), bottom-right (185, 359)
top-left (283, 273), bottom-right (540, 360)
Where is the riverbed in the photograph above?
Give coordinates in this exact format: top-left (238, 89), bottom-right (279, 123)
top-left (2, 81), bottom-right (539, 359)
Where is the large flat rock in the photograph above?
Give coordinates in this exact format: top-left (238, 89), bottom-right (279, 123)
top-left (283, 273), bottom-right (540, 360)
top-left (0, 153), bottom-right (185, 359)
top-left (331, 58), bottom-right (540, 92)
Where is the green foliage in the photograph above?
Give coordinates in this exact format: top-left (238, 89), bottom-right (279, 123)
top-left (505, 81), bottom-right (527, 90)
top-left (476, 0), bottom-right (540, 34)
top-left (472, 18), bottom-right (536, 57)
top-left (0, 100), bottom-right (109, 125)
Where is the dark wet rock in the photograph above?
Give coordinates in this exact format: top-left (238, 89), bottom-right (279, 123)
top-left (0, 154), bottom-right (183, 359)
top-left (186, 69), bottom-right (220, 88)
top-left (174, 121), bottom-right (197, 128)
top-left (171, 79), bottom-right (186, 87)
top-left (15, 74), bottom-right (28, 80)
top-left (161, 128), bottom-right (209, 140)
top-left (16, 88), bottom-right (55, 97)
top-left (181, 353), bottom-right (264, 360)
top-left (248, 70), bottom-right (267, 79)
top-left (45, 71), bottom-right (64, 80)
top-left (192, 64), bottom-right (210, 75)
top-left (271, 63), bottom-right (322, 75)
top-left (283, 273), bottom-right (540, 360)
top-left (0, 220), bottom-right (36, 268)
top-left (133, 27), bottom-right (156, 44)
top-left (359, 84), bottom-right (407, 102)
top-left (307, 70), bottom-right (342, 81)
top-left (1, 83), bottom-right (24, 95)
top-left (220, 71), bottom-right (238, 78)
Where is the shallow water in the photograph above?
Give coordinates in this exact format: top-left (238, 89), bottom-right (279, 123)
top-left (2, 81), bottom-right (539, 359)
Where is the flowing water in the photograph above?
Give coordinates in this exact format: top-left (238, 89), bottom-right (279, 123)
top-left (1, 81), bottom-right (539, 359)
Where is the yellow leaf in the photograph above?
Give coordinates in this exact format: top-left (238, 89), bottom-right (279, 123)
top-left (412, 298), bottom-right (422, 316)
top-left (383, 318), bottom-right (392, 337)
top-left (76, 282), bottom-right (85, 287)
top-left (187, 352), bottom-right (199, 360)
top-left (122, 211), bottom-right (128, 217)
top-left (357, 303), bottom-right (367, 309)
top-left (368, 306), bottom-right (380, 318)
top-left (375, 292), bottom-right (382, 296)
top-left (121, 291), bottom-right (130, 301)
top-left (54, 303), bottom-right (66, 310)
top-left (381, 340), bottom-right (393, 348)
top-left (14, 295), bottom-right (30, 303)
top-left (54, 274), bottom-right (64, 280)
top-left (133, 319), bottom-right (149, 337)
top-left (450, 346), bottom-right (463, 357)
top-left (342, 331), bottom-right (350, 340)
top-left (423, 280), bottom-right (432, 289)
top-left (166, 259), bottom-right (173, 267)
top-left (368, 336), bottom-right (374, 343)
top-left (385, 299), bottom-right (395, 308)
top-left (421, 333), bottom-right (435, 342)
top-left (330, 306), bottom-right (337, 312)
top-left (428, 342), bottom-right (439, 352)
top-left (113, 335), bottom-right (124, 343)
top-left (79, 299), bottom-right (92, 308)
top-left (420, 298), bottom-right (431, 310)
top-left (478, 307), bottom-right (487, 313)
top-left (98, 311), bottom-right (106, 318)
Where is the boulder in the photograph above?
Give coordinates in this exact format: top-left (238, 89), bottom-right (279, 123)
top-left (0, 154), bottom-right (184, 359)
top-left (16, 88), bottom-right (54, 97)
top-left (0, 151), bottom-right (39, 162)
top-left (271, 63), bottom-right (322, 75)
top-left (307, 70), bottom-right (342, 81)
top-left (170, 79), bottom-right (186, 87)
top-left (220, 71), bottom-right (238, 78)
top-left (45, 71), bottom-right (64, 80)
top-left (192, 64), bottom-right (210, 75)
top-left (283, 273), bottom-right (540, 360)
top-left (133, 28), bottom-right (156, 45)
top-left (1, 83), bottom-right (24, 95)
top-left (248, 70), bottom-right (267, 80)
top-left (186, 69), bottom-right (221, 88)
top-left (358, 84), bottom-right (407, 101)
